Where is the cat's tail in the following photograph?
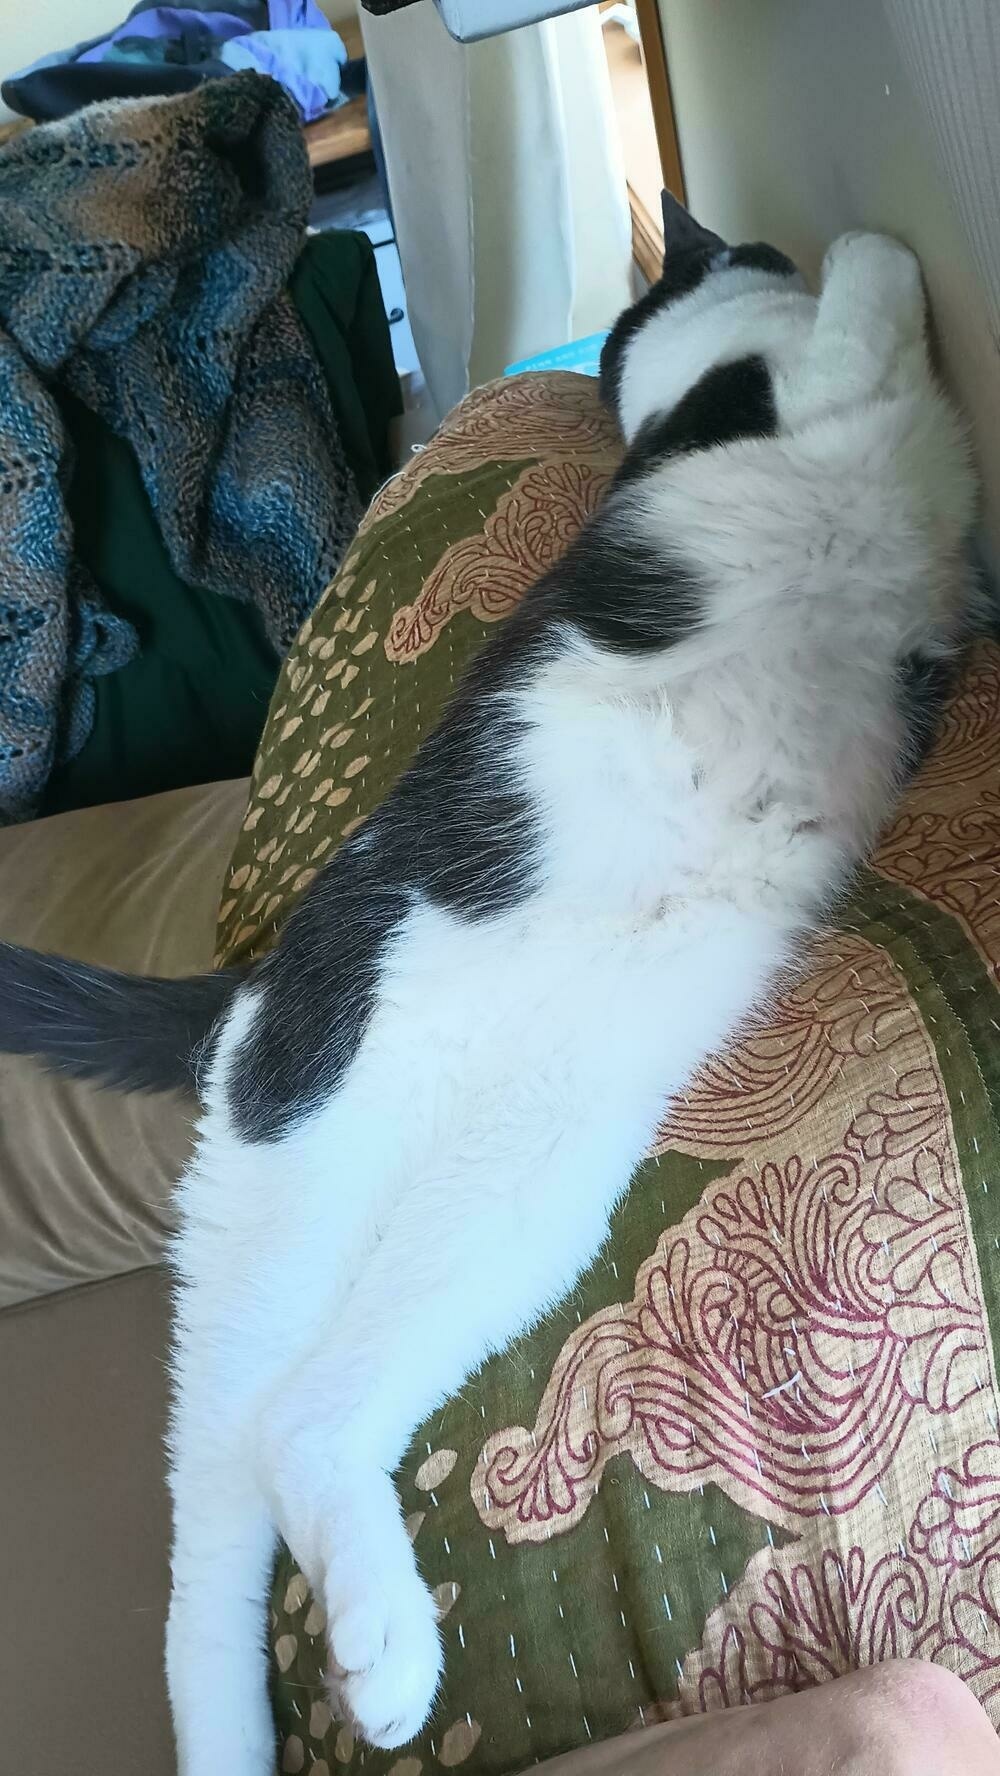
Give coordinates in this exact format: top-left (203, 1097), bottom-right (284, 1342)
top-left (0, 941), bottom-right (247, 1097)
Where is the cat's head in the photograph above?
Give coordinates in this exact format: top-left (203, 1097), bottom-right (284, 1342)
top-left (599, 193), bottom-right (803, 440)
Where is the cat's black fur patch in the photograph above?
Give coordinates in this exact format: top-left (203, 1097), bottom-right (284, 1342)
top-left (522, 497), bottom-right (702, 655)
top-left (228, 623), bottom-right (547, 1140)
top-left (620, 355), bottom-right (777, 481)
top-left (896, 650), bottom-right (955, 769)
top-left (229, 482), bottom-right (711, 1141)
top-left (726, 242), bottom-right (801, 279)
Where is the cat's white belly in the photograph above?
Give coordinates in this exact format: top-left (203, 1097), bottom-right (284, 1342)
top-left (174, 881), bottom-right (789, 1407)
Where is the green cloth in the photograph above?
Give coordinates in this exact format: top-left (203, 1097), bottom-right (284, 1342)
top-left (290, 231), bottom-right (403, 515)
top-left (42, 230), bottom-right (400, 816)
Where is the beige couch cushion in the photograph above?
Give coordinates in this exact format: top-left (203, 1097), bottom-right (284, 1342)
top-left (0, 779), bottom-right (248, 1307)
top-left (0, 1265), bottom-right (175, 1776)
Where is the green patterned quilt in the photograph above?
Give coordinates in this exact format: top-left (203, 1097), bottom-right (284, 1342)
top-left (217, 372), bottom-right (1000, 1776)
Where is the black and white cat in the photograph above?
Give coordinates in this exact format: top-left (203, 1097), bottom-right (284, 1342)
top-left (0, 215), bottom-right (976, 1773)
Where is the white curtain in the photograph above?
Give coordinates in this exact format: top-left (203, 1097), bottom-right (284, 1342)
top-left (362, 0), bottom-right (633, 418)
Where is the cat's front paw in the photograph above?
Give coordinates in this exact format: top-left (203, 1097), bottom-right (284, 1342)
top-left (328, 1575), bottom-right (443, 1749)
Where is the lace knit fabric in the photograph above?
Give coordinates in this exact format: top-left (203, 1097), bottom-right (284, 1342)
top-left (0, 72), bottom-right (361, 823)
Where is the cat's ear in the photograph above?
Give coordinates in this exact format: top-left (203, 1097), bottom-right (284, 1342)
top-left (660, 192), bottom-right (726, 263)
top-left (599, 197), bottom-right (729, 428)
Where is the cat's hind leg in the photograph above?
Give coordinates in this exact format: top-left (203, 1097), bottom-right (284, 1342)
top-left (255, 1233), bottom-right (462, 1750)
top-left (257, 1124), bottom-right (623, 1749)
top-left (164, 1108), bottom-right (357, 1776)
top-left (261, 1410), bottom-right (443, 1752)
top-left (166, 1318), bottom-right (279, 1776)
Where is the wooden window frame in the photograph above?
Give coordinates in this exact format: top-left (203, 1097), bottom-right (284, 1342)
top-left (634, 0), bottom-right (685, 205)
top-left (619, 0), bottom-right (685, 281)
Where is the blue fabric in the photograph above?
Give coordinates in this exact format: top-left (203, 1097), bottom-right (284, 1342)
top-left (3, 0), bottom-right (349, 122)
top-left (221, 22), bottom-right (347, 121)
top-left (504, 333), bottom-right (609, 377)
top-left (267, 0), bottom-right (334, 29)
top-left (76, 9), bottom-right (254, 62)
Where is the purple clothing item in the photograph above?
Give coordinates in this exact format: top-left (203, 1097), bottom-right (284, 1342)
top-left (267, 0), bottom-right (332, 28)
top-left (76, 9), bottom-right (255, 63)
top-left (12, 0), bottom-right (350, 123)
top-left (221, 26), bottom-right (346, 120)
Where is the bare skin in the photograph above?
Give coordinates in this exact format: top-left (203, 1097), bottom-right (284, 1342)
top-left (532, 1662), bottom-right (1000, 1776)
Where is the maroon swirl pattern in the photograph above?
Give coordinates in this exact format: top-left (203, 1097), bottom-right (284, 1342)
top-left (679, 1443), bottom-right (1000, 1718)
top-left (875, 640), bottom-right (1000, 979)
top-left (658, 940), bottom-right (905, 1157)
top-left (474, 938), bottom-right (987, 1543)
top-left (385, 459), bottom-right (610, 662)
top-left (898, 642), bottom-right (1000, 793)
